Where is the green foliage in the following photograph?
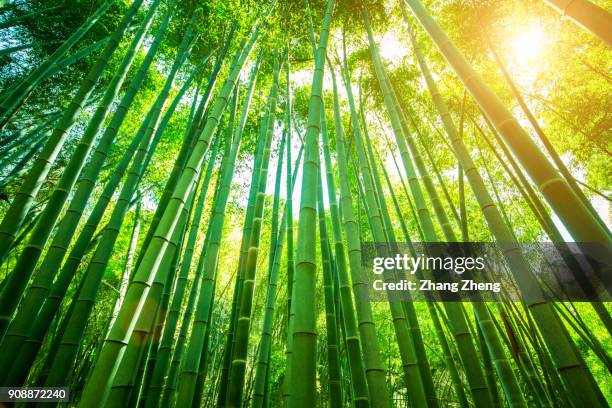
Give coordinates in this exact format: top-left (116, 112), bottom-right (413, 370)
top-left (0, 0), bottom-right (610, 406)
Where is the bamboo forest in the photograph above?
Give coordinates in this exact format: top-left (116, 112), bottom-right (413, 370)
top-left (0, 0), bottom-right (611, 406)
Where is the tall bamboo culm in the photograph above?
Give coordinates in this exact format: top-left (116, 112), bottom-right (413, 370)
top-left (402, 6), bottom-right (608, 406)
top-left (287, 0), bottom-right (334, 406)
top-left (75, 12), bottom-right (267, 406)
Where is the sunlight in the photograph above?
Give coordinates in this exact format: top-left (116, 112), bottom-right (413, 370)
top-left (510, 26), bottom-right (546, 64)
top-left (379, 31), bottom-right (408, 62)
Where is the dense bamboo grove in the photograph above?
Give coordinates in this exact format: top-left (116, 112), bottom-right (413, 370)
top-left (0, 0), bottom-right (610, 406)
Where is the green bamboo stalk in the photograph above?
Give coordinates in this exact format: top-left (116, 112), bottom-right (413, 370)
top-left (487, 39), bottom-right (608, 235)
top-left (23, 31), bottom-right (194, 378)
top-left (470, 301), bottom-right (526, 407)
top-left (0, 0), bottom-right (144, 266)
top-left (0, 119), bottom-right (52, 170)
top-left (217, 55), bottom-right (271, 406)
top-left (0, 135), bottom-right (47, 191)
top-left (190, 98), bottom-right (243, 406)
top-left (316, 162), bottom-right (344, 408)
top-left (516, 300), bottom-right (572, 406)
top-left (403, 0), bottom-right (610, 245)
top-left (105, 13), bottom-right (203, 403)
top-left (375, 144), bottom-right (471, 408)
top-left (332, 254), bottom-right (350, 406)
top-left (44, 35), bottom-right (112, 80)
top-left (10, 92), bottom-right (170, 383)
top-left (107, 130), bottom-right (216, 405)
top-left (286, 0), bottom-right (334, 405)
top-left (284, 45), bottom-right (295, 334)
top-left (105, 212), bottom-right (188, 407)
top-left (552, 302), bottom-right (612, 373)
top-left (412, 118), bottom-right (461, 227)
top-left (575, 180), bottom-right (612, 203)
top-left (76, 15), bottom-right (265, 405)
top-left (0, 143), bottom-right (28, 176)
top-left (32, 273), bottom-right (86, 388)
top-left (0, 0), bottom-right (163, 341)
top-left (0, 42), bottom-right (32, 56)
top-left (160, 232), bottom-right (212, 407)
top-left (133, 24), bottom-right (238, 271)
top-left (500, 302), bottom-right (555, 401)
top-left (363, 110), bottom-right (445, 408)
top-left (145, 82), bottom-right (245, 408)
top-left (404, 13), bottom-right (607, 406)
top-left (474, 114), bottom-right (577, 241)
top-left (265, 134), bottom-right (285, 281)
top-left (188, 90), bottom-right (243, 405)
top-left (473, 316), bottom-right (501, 405)
top-left (429, 151), bottom-right (461, 228)
top-left (387, 89), bottom-right (457, 243)
top-left (225, 53), bottom-right (281, 408)
top-left (147, 83), bottom-right (206, 406)
top-left (43, 54), bottom-right (185, 389)
top-left (378, 128), bottom-right (425, 242)
top-left (0, 130), bottom-right (43, 177)
top-left (495, 306), bottom-right (551, 407)
top-left (363, 9), bottom-right (495, 407)
top-left (472, 115), bottom-right (612, 335)
top-left (458, 165), bottom-right (468, 241)
top-left (283, 5), bottom-right (319, 402)
top-left (361, 98), bottom-right (443, 408)
top-left (328, 64), bottom-right (390, 408)
top-left (280, 45), bottom-right (297, 408)
top-left (345, 19), bottom-right (432, 407)
top-left (221, 115), bottom-right (267, 404)
top-left (0, 115), bottom-right (58, 158)
top-left (140, 248), bottom-right (191, 406)
top-left (430, 303), bottom-right (472, 408)
top-left (450, 144), bottom-right (522, 408)
top-left (376, 152), bottom-right (415, 251)
top-left (399, 85), bottom-right (525, 408)
top-left (458, 90), bottom-right (468, 241)
top-left (108, 195), bottom-right (141, 330)
top-left (0, 0), bottom-right (117, 127)
top-left (143, 120), bottom-right (219, 403)
top-left (220, 138), bottom-right (303, 408)
top-left (252, 131), bottom-right (288, 408)
top-left (136, 229), bottom-right (185, 406)
top-left (0, 7), bottom-right (193, 382)
top-left (196, 53), bottom-right (259, 408)
top-left (0, 107), bottom-right (62, 140)
top-left (472, 133), bottom-right (523, 241)
top-left (321, 89), bottom-right (372, 407)
top-left (542, 0), bottom-right (612, 46)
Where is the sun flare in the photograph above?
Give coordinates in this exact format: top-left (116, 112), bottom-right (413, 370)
top-left (379, 32), bottom-right (408, 62)
top-left (511, 26), bottom-right (546, 63)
